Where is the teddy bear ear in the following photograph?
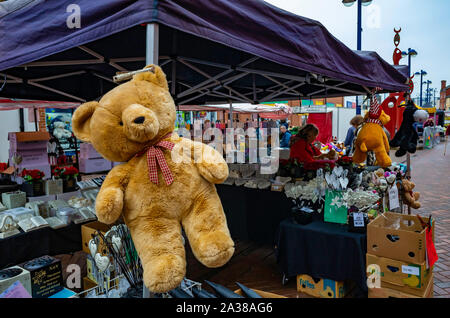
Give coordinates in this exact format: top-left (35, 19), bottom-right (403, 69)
top-left (72, 101), bottom-right (98, 143)
top-left (132, 64), bottom-right (168, 90)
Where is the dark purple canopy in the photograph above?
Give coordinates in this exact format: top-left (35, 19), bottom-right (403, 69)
top-left (0, 0), bottom-right (408, 104)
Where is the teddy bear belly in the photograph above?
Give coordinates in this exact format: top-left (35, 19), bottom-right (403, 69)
top-left (122, 168), bottom-right (211, 224)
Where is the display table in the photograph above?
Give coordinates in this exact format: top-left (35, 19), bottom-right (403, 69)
top-left (216, 184), bottom-right (292, 244)
top-left (275, 218), bottom-right (368, 294)
top-left (0, 223), bottom-right (86, 269)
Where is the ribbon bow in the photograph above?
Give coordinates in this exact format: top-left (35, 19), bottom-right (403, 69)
top-left (366, 87), bottom-right (383, 125)
top-left (135, 134), bottom-right (175, 185)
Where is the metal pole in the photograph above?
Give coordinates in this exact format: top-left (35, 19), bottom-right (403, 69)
top-left (420, 72), bottom-right (423, 107)
top-left (19, 108), bottom-right (24, 132)
top-left (33, 107), bottom-right (38, 131)
top-left (143, 22), bottom-right (159, 299)
top-left (356, 0), bottom-right (362, 115)
top-left (408, 51), bottom-right (412, 77)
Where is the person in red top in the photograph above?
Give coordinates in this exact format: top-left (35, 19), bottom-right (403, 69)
top-left (289, 124), bottom-right (330, 163)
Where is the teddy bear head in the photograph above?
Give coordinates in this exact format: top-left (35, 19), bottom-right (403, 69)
top-left (72, 65), bottom-right (176, 162)
top-left (401, 178), bottom-right (416, 191)
top-left (364, 110), bottom-right (390, 126)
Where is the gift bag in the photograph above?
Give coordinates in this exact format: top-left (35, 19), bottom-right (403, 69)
top-left (324, 189), bottom-right (348, 224)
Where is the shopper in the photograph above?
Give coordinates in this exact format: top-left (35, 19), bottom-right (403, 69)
top-left (280, 125), bottom-right (291, 148)
top-left (344, 115), bottom-right (364, 155)
top-left (289, 124), bottom-right (329, 163)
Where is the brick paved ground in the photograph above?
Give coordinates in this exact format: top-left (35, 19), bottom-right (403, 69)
top-left (404, 139), bottom-right (450, 298)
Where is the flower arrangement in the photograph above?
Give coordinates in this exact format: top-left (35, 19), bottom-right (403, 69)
top-left (0, 162), bottom-right (8, 172)
top-left (20, 169), bottom-right (45, 182)
top-left (52, 166), bottom-right (79, 180)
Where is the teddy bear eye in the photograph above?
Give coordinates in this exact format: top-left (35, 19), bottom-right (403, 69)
top-left (119, 121), bottom-right (123, 126)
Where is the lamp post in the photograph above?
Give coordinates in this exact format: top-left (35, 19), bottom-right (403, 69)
top-left (424, 80), bottom-right (432, 105)
top-left (401, 48), bottom-right (418, 78)
top-left (342, 0), bottom-right (373, 115)
top-left (414, 70), bottom-right (427, 107)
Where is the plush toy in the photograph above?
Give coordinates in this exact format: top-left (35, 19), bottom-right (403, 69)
top-left (53, 121), bottom-right (72, 139)
top-left (72, 65), bottom-right (234, 293)
top-left (353, 90), bottom-right (392, 168)
top-left (390, 100), bottom-right (429, 157)
top-left (400, 178), bottom-right (421, 209)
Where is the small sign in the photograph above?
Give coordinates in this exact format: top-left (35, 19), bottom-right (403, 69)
top-left (353, 212), bottom-right (364, 227)
top-left (388, 184), bottom-right (400, 210)
top-left (402, 265), bottom-right (420, 276)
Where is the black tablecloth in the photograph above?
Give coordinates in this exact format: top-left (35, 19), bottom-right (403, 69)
top-left (0, 223), bottom-right (85, 269)
top-left (275, 218), bottom-right (368, 293)
top-left (216, 184), bottom-right (292, 244)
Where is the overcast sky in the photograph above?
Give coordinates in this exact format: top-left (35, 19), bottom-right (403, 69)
top-left (265, 0), bottom-right (449, 101)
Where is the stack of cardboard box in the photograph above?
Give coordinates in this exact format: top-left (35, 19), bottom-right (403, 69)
top-left (366, 212), bottom-right (435, 298)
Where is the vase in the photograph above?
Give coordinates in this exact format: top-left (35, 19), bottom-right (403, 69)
top-left (63, 177), bottom-right (78, 192)
top-left (21, 180), bottom-right (44, 197)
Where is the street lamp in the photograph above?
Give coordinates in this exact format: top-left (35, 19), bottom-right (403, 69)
top-left (401, 48), bottom-right (418, 77)
top-left (414, 70), bottom-right (427, 107)
top-left (342, 0), bottom-right (373, 115)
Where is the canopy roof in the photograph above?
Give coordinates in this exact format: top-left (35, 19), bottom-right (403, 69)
top-left (0, 98), bottom-right (79, 111)
top-left (0, 0), bottom-right (409, 105)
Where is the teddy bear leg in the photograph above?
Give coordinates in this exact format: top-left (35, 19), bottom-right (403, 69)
top-left (374, 149), bottom-right (392, 168)
top-left (130, 218), bottom-right (186, 293)
top-left (414, 192), bottom-right (420, 201)
top-left (352, 148), bottom-right (367, 164)
top-left (182, 188), bottom-right (234, 268)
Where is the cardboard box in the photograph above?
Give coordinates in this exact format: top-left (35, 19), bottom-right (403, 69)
top-left (83, 276), bottom-right (97, 291)
top-left (9, 149), bottom-right (49, 166)
top-left (0, 266), bottom-right (32, 296)
top-left (296, 274), bottom-right (350, 298)
top-left (234, 288), bottom-right (287, 298)
top-left (80, 143), bottom-right (103, 159)
top-left (18, 255), bottom-right (63, 298)
top-left (367, 212), bottom-right (434, 264)
top-left (79, 157), bottom-right (111, 174)
top-left (368, 274), bottom-right (434, 298)
top-left (81, 221), bottom-right (111, 255)
top-left (366, 254), bottom-right (432, 292)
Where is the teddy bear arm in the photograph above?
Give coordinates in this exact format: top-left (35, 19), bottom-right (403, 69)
top-left (194, 142), bottom-right (229, 184)
top-left (95, 164), bottom-right (131, 224)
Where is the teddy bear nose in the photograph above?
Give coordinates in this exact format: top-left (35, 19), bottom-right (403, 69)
top-left (133, 116), bottom-right (145, 124)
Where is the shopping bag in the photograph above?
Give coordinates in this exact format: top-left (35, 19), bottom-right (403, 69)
top-left (324, 189), bottom-right (348, 224)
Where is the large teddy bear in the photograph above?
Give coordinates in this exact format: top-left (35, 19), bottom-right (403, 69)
top-left (72, 65), bottom-right (234, 293)
top-left (352, 91), bottom-right (392, 168)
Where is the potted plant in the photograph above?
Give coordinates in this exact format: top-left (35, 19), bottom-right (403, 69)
top-left (53, 166), bottom-right (79, 192)
top-left (20, 169), bottom-right (45, 197)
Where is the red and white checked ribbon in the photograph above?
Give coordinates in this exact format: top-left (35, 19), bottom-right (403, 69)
top-left (135, 134), bottom-right (175, 186)
top-left (366, 87), bottom-right (383, 125)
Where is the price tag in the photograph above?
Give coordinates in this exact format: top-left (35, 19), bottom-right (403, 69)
top-left (353, 212), bottom-right (364, 227)
top-left (402, 265), bottom-right (420, 276)
top-left (388, 184), bottom-right (400, 210)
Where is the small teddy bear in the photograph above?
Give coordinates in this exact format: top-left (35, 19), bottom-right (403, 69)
top-left (53, 121), bottom-right (72, 139)
top-left (72, 65), bottom-right (234, 293)
top-left (400, 178), bottom-right (421, 209)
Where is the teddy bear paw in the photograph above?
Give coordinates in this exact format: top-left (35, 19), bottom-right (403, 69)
top-left (143, 254), bottom-right (186, 293)
top-left (95, 187), bottom-right (123, 224)
top-left (195, 231), bottom-right (235, 268)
